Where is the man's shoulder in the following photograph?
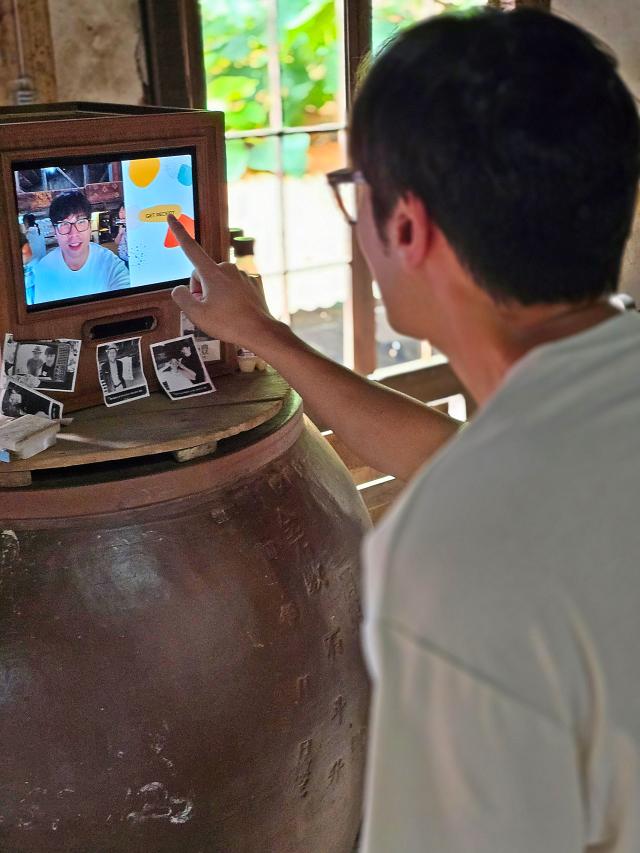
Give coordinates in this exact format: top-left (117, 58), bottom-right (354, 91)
top-left (90, 243), bottom-right (130, 288)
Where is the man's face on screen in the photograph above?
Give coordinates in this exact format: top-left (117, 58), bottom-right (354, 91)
top-left (54, 211), bottom-right (91, 271)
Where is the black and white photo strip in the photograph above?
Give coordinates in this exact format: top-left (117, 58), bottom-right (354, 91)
top-left (0, 379), bottom-right (63, 421)
top-left (150, 335), bottom-right (215, 401)
top-left (96, 337), bottom-right (149, 407)
top-left (2, 333), bottom-right (81, 393)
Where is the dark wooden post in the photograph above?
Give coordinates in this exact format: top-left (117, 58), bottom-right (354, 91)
top-left (0, 0), bottom-right (57, 105)
top-left (139, 0), bottom-right (206, 108)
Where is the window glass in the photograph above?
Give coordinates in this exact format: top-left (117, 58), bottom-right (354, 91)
top-left (279, 0), bottom-right (342, 127)
top-left (371, 0), bottom-right (487, 367)
top-left (261, 272), bottom-right (288, 320)
top-left (227, 137), bottom-right (284, 275)
top-left (289, 264), bottom-right (349, 363)
top-left (373, 0), bottom-right (488, 53)
top-left (203, 0), bottom-right (350, 361)
top-left (202, 0), bottom-right (271, 131)
top-left (375, 299), bottom-right (423, 368)
top-left (202, 0), bottom-right (486, 370)
top-left (284, 131), bottom-right (351, 270)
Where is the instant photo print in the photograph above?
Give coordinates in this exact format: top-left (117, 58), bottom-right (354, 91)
top-left (96, 337), bottom-right (149, 407)
top-left (150, 335), bottom-right (215, 401)
top-left (2, 333), bottom-right (80, 393)
top-left (0, 379), bottom-right (62, 421)
top-left (0, 103), bottom-right (236, 411)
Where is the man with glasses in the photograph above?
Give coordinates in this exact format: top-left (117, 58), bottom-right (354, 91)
top-left (33, 190), bottom-right (130, 304)
top-left (168, 8), bottom-right (640, 852)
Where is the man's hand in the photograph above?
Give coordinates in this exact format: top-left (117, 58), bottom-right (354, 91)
top-left (167, 216), bottom-right (459, 481)
top-left (168, 214), bottom-right (273, 351)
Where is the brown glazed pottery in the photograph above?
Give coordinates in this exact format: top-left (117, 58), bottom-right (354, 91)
top-left (0, 394), bottom-right (371, 852)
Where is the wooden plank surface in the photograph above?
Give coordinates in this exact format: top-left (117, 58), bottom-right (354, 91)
top-left (0, 370), bottom-right (289, 478)
top-left (72, 369), bottom-right (289, 422)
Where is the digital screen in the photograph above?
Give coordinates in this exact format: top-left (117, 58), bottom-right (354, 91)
top-left (13, 148), bottom-right (198, 310)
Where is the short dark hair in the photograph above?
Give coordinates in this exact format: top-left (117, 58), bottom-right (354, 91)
top-left (23, 213), bottom-right (36, 228)
top-left (49, 191), bottom-right (92, 225)
top-left (350, 9), bottom-right (640, 305)
top-left (44, 346), bottom-right (57, 357)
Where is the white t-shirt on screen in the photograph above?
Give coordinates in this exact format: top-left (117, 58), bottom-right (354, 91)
top-left (33, 242), bottom-right (130, 304)
top-left (361, 310), bottom-right (640, 853)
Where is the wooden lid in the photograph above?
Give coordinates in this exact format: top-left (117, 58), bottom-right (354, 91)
top-left (0, 370), bottom-right (291, 488)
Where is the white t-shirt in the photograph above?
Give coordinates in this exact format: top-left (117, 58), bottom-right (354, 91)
top-left (361, 311), bottom-right (640, 853)
top-left (33, 242), bottom-right (130, 304)
top-left (109, 361), bottom-right (124, 389)
top-left (162, 367), bottom-right (194, 392)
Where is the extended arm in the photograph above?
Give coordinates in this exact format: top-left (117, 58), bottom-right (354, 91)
top-left (243, 321), bottom-right (458, 480)
top-left (167, 216), bottom-right (460, 481)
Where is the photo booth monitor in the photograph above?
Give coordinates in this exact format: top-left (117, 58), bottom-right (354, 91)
top-left (15, 149), bottom-right (199, 311)
top-left (0, 104), bottom-right (231, 410)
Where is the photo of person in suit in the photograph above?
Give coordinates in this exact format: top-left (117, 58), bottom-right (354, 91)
top-left (99, 344), bottom-right (127, 394)
top-left (96, 337), bottom-right (149, 408)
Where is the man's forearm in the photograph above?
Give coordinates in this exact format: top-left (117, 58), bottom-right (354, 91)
top-left (163, 216), bottom-right (461, 478)
top-left (256, 320), bottom-right (460, 481)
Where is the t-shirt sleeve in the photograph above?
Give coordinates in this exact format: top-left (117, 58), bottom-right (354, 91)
top-left (360, 622), bottom-right (584, 853)
top-left (104, 251), bottom-right (131, 291)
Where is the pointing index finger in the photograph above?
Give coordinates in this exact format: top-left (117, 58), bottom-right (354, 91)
top-left (167, 213), bottom-right (210, 271)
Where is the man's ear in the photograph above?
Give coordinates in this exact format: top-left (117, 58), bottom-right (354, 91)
top-left (387, 193), bottom-right (431, 269)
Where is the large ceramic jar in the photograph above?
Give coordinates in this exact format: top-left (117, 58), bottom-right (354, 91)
top-left (0, 395), bottom-right (371, 853)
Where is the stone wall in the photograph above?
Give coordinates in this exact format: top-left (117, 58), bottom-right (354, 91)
top-left (48, 0), bottom-right (146, 105)
top-left (0, 0), bottom-right (145, 107)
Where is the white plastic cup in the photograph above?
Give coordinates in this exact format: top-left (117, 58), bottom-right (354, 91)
top-left (238, 353), bottom-right (257, 373)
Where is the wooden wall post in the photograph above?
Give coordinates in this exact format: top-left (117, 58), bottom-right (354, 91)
top-left (139, 0), bottom-right (206, 109)
top-left (0, 0), bottom-right (57, 105)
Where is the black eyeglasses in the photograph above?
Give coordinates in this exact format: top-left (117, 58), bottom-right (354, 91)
top-left (55, 217), bottom-right (90, 236)
top-left (326, 168), bottom-right (366, 226)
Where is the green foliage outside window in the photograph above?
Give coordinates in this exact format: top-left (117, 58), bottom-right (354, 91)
top-left (201, 0), bottom-right (485, 178)
top-left (373, 0), bottom-right (487, 53)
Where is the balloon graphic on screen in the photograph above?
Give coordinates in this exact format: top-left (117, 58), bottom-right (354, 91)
top-left (177, 164), bottom-right (193, 186)
top-left (129, 158), bottom-right (161, 188)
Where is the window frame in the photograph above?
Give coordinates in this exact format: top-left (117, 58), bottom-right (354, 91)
top-left (140, 0), bottom-right (549, 385)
